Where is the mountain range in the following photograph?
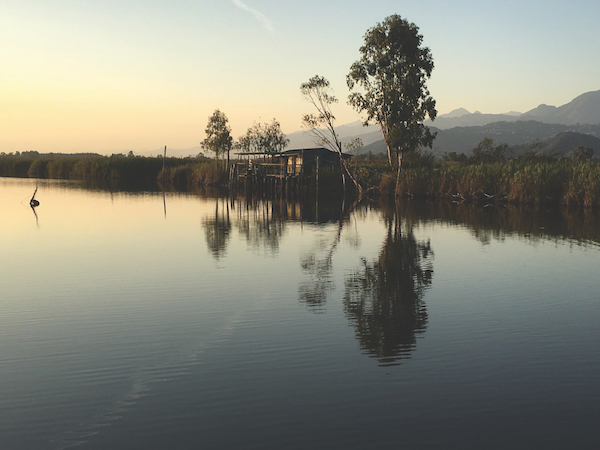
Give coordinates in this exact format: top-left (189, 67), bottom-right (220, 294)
top-left (424, 89), bottom-right (600, 130)
top-left (154, 89), bottom-right (600, 158)
top-left (287, 89), bottom-right (600, 158)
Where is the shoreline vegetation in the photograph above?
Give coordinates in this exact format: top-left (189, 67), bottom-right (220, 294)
top-left (1, 151), bottom-right (599, 208)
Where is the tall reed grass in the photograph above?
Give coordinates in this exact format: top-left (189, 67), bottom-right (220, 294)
top-left (0, 154), bottom-right (224, 188)
top-left (159, 161), bottom-right (224, 188)
top-left (394, 160), bottom-right (600, 207)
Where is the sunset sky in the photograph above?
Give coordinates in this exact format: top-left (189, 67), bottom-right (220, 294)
top-left (2, 0), bottom-right (599, 154)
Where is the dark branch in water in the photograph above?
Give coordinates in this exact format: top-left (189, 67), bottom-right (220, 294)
top-left (30, 183), bottom-right (40, 207)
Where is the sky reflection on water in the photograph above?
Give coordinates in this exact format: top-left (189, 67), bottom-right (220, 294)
top-left (1, 177), bottom-right (599, 449)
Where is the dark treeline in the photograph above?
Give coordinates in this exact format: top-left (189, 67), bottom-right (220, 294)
top-left (0, 152), bottom-right (223, 188)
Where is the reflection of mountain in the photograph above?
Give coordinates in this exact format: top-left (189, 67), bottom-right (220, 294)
top-left (344, 207), bottom-right (434, 366)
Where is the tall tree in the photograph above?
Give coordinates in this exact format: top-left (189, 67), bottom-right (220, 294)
top-left (347, 15), bottom-right (437, 171)
top-left (300, 75), bottom-right (362, 193)
top-left (201, 109), bottom-right (233, 167)
top-left (237, 119), bottom-right (289, 154)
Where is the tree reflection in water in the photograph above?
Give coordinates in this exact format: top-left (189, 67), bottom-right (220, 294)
top-left (344, 205), bottom-right (434, 366)
top-left (235, 199), bottom-right (287, 254)
top-left (297, 196), bottom-right (359, 311)
top-left (298, 229), bottom-right (340, 311)
top-left (202, 198), bottom-right (232, 260)
top-left (201, 194), bottom-right (435, 364)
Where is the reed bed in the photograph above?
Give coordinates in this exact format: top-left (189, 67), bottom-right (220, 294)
top-left (3, 153), bottom-right (599, 207)
top-left (160, 161), bottom-right (224, 188)
top-left (0, 154), bottom-right (223, 187)
top-left (394, 160), bottom-right (600, 208)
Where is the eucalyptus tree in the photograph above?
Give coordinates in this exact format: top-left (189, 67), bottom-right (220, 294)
top-left (347, 15), bottom-right (437, 172)
top-left (300, 75), bottom-right (362, 193)
top-left (201, 109), bottom-right (233, 167)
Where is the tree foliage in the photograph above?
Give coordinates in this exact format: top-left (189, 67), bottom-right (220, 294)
top-left (201, 109), bottom-right (233, 165)
top-left (347, 15), bottom-right (437, 169)
top-left (300, 76), bottom-right (343, 151)
top-left (572, 145), bottom-right (594, 161)
top-left (345, 137), bottom-right (363, 156)
top-left (236, 119), bottom-right (289, 154)
top-left (470, 138), bottom-right (510, 163)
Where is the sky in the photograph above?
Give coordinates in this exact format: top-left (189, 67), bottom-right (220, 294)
top-left (2, 0), bottom-right (600, 154)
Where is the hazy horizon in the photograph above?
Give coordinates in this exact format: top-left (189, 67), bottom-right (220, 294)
top-left (3, 0), bottom-right (600, 154)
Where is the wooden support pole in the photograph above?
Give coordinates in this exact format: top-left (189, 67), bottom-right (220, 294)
top-left (162, 146), bottom-right (166, 184)
top-left (316, 156), bottom-right (320, 198)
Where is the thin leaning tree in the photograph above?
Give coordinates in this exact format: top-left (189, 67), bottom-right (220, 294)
top-left (347, 14), bottom-right (437, 190)
top-left (300, 75), bottom-right (362, 194)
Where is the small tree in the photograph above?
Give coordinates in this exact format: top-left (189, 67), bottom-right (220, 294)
top-left (572, 145), bottom-right (594, 161)
top-left (300, 75), bottom-right (362, 193)
top-left (345, 137), bottom-right (363, 156)
top-left (470, 138), bottom-right (509, 164)
top-left (347, 15), bottom-right (437, 173)
top-left (237, 119), bottom-right (289, 154)
top-left (201, 109), bottom-right (233, 168)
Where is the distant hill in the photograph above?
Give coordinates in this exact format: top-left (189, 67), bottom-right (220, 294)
top-left (423, 89), bottom-right (600, 129)
top-left (425, 112), bottom-right (522, 129)
top-left (519, 90), bottom-right (600, 125)
top-left (286, 121), bottom-right (382, 150)
top-left (511, 131), bottom-right (600, 158)
top-left (342, 89), bottom-right (600, 158)
top-left (360, 121), bottom-right (600, 158)
top-left (428, 121), bottom-right (571, 157)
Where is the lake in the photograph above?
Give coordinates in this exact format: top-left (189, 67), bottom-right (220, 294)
top-left (2, 177), bottom-right (600, 449)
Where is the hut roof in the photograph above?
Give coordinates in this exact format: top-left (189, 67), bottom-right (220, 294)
top-left (234, 147), bottom-right (352, 158)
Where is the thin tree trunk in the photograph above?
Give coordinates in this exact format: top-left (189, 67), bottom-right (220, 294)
top-left (395, 152), bottom-right (403, 199)
top-left (380, 120), bottom-right (394, 167)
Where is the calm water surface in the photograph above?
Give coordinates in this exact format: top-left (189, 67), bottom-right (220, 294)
top-left (1, 177), bottom-right (600, 449)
